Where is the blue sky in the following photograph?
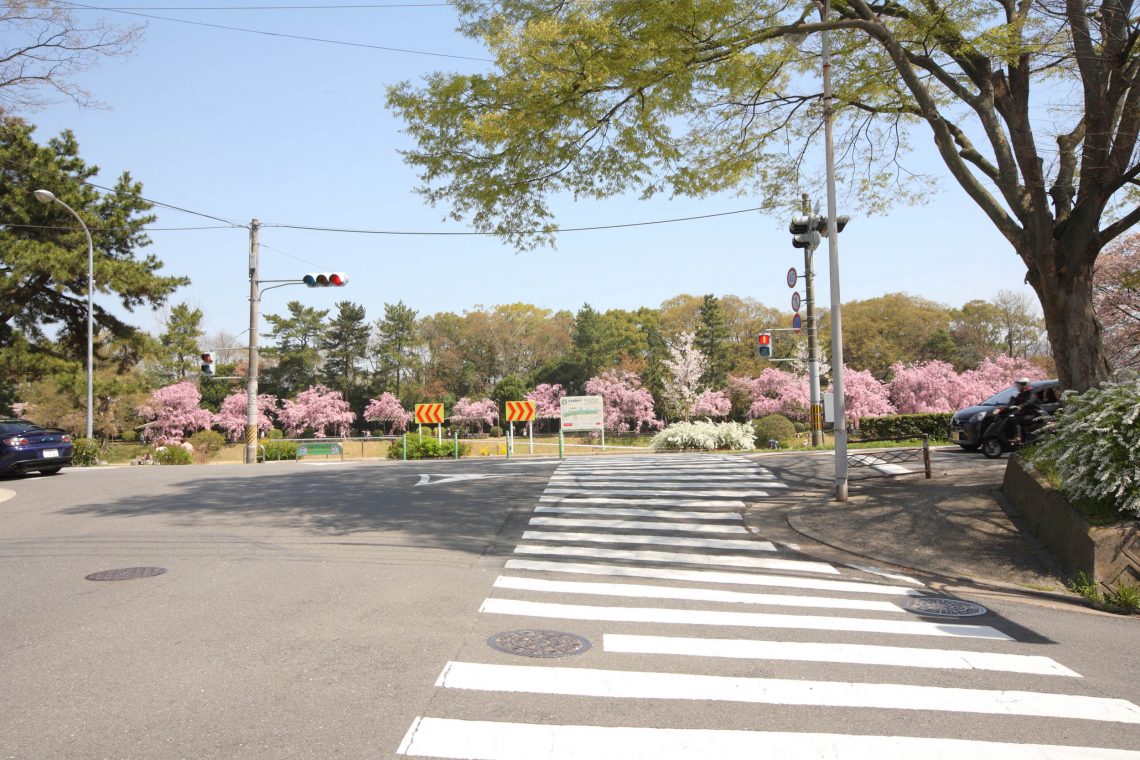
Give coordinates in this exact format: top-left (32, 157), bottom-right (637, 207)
top-left (26, 2), bottom-right (1033, 339)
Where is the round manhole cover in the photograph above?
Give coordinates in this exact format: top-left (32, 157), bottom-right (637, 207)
top-left (902, 597), bottom-right (988, 617)
top-left (487, 630), bottom-right (591, 658)
top-left (85, 567), bottom-right (167, 582)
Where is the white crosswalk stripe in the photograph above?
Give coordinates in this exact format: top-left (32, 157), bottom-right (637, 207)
top-left (398, 453), bottom-right (1140, 758)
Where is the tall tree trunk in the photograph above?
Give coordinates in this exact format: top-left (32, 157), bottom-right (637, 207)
top-left (1027, 236), bottom-right (1112, 392)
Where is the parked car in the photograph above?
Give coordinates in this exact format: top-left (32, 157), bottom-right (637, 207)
top-left (950, 380), bottom-right (1061, 451)
top-left (0, 419), bottom-right (74, 476)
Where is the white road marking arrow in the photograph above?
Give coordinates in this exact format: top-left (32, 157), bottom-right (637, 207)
top-left (415, 473), bottom-right (503, 486)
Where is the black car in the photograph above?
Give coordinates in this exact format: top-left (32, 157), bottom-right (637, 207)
top-left (950, 380), bottom-right (1061, 451)
top-left (0, 419), bottom-right (74, 475)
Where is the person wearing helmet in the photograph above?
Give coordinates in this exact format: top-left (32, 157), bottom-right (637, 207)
top-left (1006, 378), bottom-right (1042, 443)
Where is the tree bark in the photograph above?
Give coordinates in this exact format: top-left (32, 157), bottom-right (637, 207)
top-left (1027, 238), bottom-right (1113, 392)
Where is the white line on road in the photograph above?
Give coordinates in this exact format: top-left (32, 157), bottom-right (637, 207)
top-left (493, 576), bottom-right (902, 611)
top-left (528, 517), bottom-right (747, 533)
top-left (549, 474), bottom-right (777, 482)
top-left (479, 598), bottom-right (1013, 639)
top-left (546, 480), bottom-right (785, 490)
top-left (398, 717), bottom-right (1140, 759)
top-left (533, 505), bottom-right (742, 520)
top-left (544, 487), bottom-right (775, 497)
top-left (603, 634), bottom-right (1081, 676)
top-left (538, 496), bottom-right (748, 508)
top-left (435, 663), bottom-right (1140, 722)
top-left (512, 545), bottom-right (837, 574)
top-left (520, 530), bottom-right (776, 552)
top-left (503, 559), bottom-right (922, 594)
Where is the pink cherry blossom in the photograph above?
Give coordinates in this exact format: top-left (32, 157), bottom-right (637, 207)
top-left (584, 370), bottom-right (662, 433)
top-left (831, 368), bottom-right (895, 422)
top-left (215, 391), bottom-right (278, 442)
top-left (363, 392), bottom-right (413, 434)
top-left (730, 370), bottom-right (810, 421)
top-left (277, 384), bottom-right (356, 438)
top-left (451, 397), bottom-right (499, 428)
top-left (136, 381), bottom-right (214, 443)
top-left (526, 383), bottom-right (565, 419)
top-left (690, 389), bottom-right (731, 419)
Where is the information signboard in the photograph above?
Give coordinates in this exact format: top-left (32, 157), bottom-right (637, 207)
top-left (560, 395), bottom-right (604, 431)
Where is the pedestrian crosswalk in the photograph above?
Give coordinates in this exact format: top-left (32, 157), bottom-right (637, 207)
top-left (397, 454), bottom-right (1140, 759)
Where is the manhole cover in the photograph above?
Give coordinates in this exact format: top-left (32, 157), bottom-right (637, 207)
top-left (85, 567), bottom-right (167, 582)
top-left (902, 597), bottom-right (988, 617)
top-left (487, 629), bottom-right (591, 658)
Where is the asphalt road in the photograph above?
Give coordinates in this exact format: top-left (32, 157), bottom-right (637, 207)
top-left (0, 458), bottom-right (560, 759)
top-left (1, 453), bottom-right (1137, 759)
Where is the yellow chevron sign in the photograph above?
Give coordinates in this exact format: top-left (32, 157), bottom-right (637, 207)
top-left (504, 400), bottom-right (536, 422)
top-left (415, 403), bottom-right (445, 424)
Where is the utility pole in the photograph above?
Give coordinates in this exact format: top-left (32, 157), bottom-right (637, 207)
top-left (245, 219), bottom-right (260, 465)
top-left (820, 0), bottom-right (848, 501)
top-left (800, 194), bottom-right (823, 447)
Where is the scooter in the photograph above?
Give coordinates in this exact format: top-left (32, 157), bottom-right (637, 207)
top-left (980, 405), bottom-right (1048, 459)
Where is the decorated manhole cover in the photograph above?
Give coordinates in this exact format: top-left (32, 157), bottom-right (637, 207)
top-left (487, 629), bottom-right (591, 658)
top-left (84, 567), bottom-right (167, 582)
top-left (902, 597), bottom-right (988, 617)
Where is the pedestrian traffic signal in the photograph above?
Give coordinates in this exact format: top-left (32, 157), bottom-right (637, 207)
top-left (200, 352), bottom-right (215, 376)
top-left (302, 272), bottom-right (348, 287)
top-left (758, 333), bottom-right (772, 358)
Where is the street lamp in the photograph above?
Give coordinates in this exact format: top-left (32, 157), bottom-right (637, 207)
top-left (34, 189), bottom-right (95, 440)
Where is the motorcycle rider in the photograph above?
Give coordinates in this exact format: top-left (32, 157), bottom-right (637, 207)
top-left (1005, 378), bottom-right (1042, 444)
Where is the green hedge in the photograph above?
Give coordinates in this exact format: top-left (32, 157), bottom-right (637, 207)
top-left (752, 415), bottom-right (797, 446)
top-left (263, 440), bottom-right (299, 461)
top-left (857, 413), bottom-right (952, 440)
top-left (387, 433), bottom-right (471, 459)
top-left (70, 437), bottom-right (101, 467)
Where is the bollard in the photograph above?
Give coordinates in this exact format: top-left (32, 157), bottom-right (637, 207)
top-left (922, 435), bottom-right (931, 479)
top-left (559, 430), bottom-right (564, 460)
top-left (454, 432), bottom-right (459, 460)
top-left (402, 433), bottom-right (407, 461)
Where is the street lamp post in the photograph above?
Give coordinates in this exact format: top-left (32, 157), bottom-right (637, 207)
top-left (34, 189), bottom-right (94, 440)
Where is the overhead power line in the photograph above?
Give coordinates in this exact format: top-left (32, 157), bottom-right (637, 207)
top-left (263, 205), bottom-right (770, 235)
top-left (58, 1), bottom-right (493, 62)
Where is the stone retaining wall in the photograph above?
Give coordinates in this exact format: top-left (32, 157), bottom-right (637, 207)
top-left (1003, 455), bottom-right (1140, 592)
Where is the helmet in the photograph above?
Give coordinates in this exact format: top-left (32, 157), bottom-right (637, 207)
top-left (1016, 377), bottom-right (1031, 386)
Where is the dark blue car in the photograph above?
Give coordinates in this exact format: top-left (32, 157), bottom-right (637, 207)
top-left (0, 419), bottom-right (74, 476)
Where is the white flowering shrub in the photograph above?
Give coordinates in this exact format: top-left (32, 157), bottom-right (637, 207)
top-left (1031, 373), bottom-right (1140, 518)
top-left (651, 420), bottom-right (757, 451)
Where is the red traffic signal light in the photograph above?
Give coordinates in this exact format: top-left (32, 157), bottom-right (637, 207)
top-left (757, 333), bottom-right (772, 358)
top-left (302, 272), bottom-right (348, 287)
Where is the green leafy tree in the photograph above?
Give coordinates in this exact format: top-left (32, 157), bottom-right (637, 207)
top-left (388, 0), bottom-right (1140, 391)
top-left (695, 294), bottom-right (730, 389)
top-left (374, 300), bottom-right (420, 398)
top-left (261, 300), bottom-right (328, 397)
top-left (0, 119), bottom-right (186, 412)
top-left (323, 301), bottom-right (371, 397)
top-left (157, 302), bottom-right (204, 381)
top-left (842, 293), bottom-right (952, 379)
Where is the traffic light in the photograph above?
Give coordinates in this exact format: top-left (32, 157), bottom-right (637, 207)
top-left (757, 333), bottom-right (772, 358)
top-left (790, 214), bottom-right (849, 248)
top-left (200, 352), bottom-right (215, 376)
top-left (789, 214), bottom-right (819, 250)
top-left (302, 272), bottom-right (348, 287)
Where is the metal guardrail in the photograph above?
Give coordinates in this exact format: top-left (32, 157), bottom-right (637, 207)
top-left (845, 435), bottom-right (931, 479)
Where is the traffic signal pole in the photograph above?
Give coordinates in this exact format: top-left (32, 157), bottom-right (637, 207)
top-left (245, 219), bottom-right (261, 465)
top-left (800, 194), bottom-right (823, 447)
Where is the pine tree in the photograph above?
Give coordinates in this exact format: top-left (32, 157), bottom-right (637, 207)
top-left (695, 294), bottom-right (730, 389)
top-left (323, 301), bottom-right (370, 397)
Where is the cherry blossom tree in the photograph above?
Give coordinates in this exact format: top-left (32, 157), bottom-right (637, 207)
top-left (451, 397), bottom-right (499, 431)
top-left (834, 368), bottom-right (895, 423)
top-left (887, 361), bottom-right (962, 413)
top-left (690, 389), bottom-right (731, 419)
top-left (363, 392), bottom-right (413, 434)
top-left (526, 383), bottom-right (565, 419)
top-left (663, 331), bottom-right (706, 419)
top-left (136, 381), bottom-right (214, 443)
top-left (277, 384), bottom-right (355, 438)
top-left (584, 370), bottom-right (661, 433)
top-left (730, 370), bottom-right (810, 421)
top-left (215, 391), bottom-right (278, 442)
top-left (1095, 237), bottom-right (1140, 371)
top-left (959, 357), bottom-right (1046, 403)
